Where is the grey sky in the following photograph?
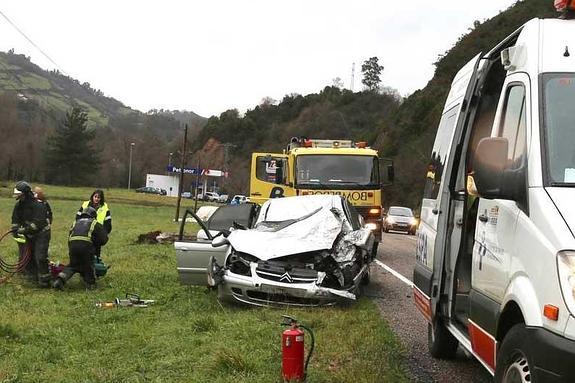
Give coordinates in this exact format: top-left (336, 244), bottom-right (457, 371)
top-left (0, 1), bottom-right (518, 118)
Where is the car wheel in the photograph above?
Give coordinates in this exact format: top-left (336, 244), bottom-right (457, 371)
top-left (494, 324), bottom-right (532, 383)
top-left (428, 319), bottom-right (458, 359)
top-left (361, 267), bottom-right (370, 286)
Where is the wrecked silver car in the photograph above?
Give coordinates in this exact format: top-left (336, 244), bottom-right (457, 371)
top-left (175, 195), bottom-right (376, 306)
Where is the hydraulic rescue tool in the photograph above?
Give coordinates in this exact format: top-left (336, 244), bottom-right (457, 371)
top-left (96, 293), bottom-right (155, 308)
top-left (281, 315), bottom-right (315, 382)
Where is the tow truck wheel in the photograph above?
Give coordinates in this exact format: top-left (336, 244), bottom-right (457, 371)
top-left (494, 324), bottom-right (532, 383)
top-left (428, 319), bottom-right (458, 359)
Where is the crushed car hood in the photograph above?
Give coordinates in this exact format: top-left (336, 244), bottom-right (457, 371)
top-left (227, 204), bottom-right (343, 260)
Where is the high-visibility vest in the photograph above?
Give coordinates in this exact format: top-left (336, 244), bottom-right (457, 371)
top-left (81, 201), bottom-right (109, 226)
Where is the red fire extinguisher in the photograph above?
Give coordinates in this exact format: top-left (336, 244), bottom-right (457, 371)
top-left (281, 315), bottom-right (315, 382)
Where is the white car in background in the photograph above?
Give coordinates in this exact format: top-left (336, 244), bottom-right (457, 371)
top-left (202, 192), bottom-right (220, 202)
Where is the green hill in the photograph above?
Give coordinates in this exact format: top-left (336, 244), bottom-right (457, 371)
top-left (0, 51), bottom-right (206, 186)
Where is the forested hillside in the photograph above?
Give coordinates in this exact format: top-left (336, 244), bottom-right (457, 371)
top-left (0, 51), bottom-right (205, 186)
top-left (194, 0), bottom-right (557, 207)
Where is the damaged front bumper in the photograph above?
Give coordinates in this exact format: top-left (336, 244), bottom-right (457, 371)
top-left (210, 261), bottom-right (365, 307)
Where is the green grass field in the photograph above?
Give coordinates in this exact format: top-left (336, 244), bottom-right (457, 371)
top-left (0, 183), bottom-right (407, 383)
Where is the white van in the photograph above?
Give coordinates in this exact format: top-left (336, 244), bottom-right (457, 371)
top-left (413, 6), bottom-right (575, 382)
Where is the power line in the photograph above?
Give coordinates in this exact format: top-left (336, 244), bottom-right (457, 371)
top-left (0, 9), bottom-right (67, 75)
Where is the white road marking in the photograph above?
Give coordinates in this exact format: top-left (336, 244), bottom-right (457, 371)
top-left (374, 259), bottom-right (414, 287)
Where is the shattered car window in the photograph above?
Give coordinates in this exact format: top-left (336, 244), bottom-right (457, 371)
top-left (207, 203), bottom-right (259, 232)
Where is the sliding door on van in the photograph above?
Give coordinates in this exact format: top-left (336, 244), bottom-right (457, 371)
top-left (469, 75), bottom-right (529, 364)
top-left (414, 54), bottom-right (483, 320)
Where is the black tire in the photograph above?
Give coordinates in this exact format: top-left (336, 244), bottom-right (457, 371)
top-left (494, 324), bottom-right (533, 383)
top-left (428, 319), bottom-right (458, 359)
top-left (361, 267), bottom-right (370, 286)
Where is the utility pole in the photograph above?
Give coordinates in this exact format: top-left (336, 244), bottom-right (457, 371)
top-left (350, 62), bottom-right (355, 92)
top-left (174, 124), bottom-right (188, 222)
top-left (193, 154), bottom-right (201, 213)
top-left (221, 143), bottom-right (236, 190)
top-left (128, 142), bottom-right (135, 189)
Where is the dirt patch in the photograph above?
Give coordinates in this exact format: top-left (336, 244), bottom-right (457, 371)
top-left (136, 231), bottom-right (195, 244)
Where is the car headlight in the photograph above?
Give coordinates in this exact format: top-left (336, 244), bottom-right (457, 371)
top-left (386, 217), bottom-right (395, 224)
top-left (410, 218), bottom-right (418, 226)
top-left (557, 251), bottom-right (575, 315)
top-left (365, 222), bottom-right (378, 231)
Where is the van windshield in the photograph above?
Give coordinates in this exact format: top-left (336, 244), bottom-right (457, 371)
top-left (295, 155), bottom-right (379, 189)
top-left (542, 74), bottom-right (575, 185)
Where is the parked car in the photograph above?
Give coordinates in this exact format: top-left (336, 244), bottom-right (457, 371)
top-left (202, 192), bottom-right (220, 202)
top-left (218, 194), bottom-right (229, 203)
top-left (383, 206), bottom-right (418, 235)
top-left (135, 186), bottom-right (163, 195)
top-left (175, 195), bottom-right (375, 306)
top-left (231, 195), bottom-right (249, 204)
top-left (181, 192), bottom-right (192, 199)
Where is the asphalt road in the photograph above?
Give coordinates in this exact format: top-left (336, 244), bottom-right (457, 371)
top-left (367, 232), bottom-right (492, 383)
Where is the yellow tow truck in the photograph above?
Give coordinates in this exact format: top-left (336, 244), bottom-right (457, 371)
top-left (249, 137), bottom-right (394, 254)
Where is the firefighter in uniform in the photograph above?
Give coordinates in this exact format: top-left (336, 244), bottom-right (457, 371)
top-left (53, 207), bottom-right (108, 290)
top-left (11, 181), bottom-right (51, 287)
top-left (76, 189), bottom-right (111, 261)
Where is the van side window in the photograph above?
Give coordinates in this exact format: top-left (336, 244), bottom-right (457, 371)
top-left (499, 85), bottom-right (526, 163)
top-left (423, 107), bottom-right (458, 199)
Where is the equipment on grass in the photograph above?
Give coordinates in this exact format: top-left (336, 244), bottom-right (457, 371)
top-left (281, 315), bottom-right (315, 382)
top-left (94, 257), bottom-right (110, 278)
top-left (96, 293), bottom-right (155, 308)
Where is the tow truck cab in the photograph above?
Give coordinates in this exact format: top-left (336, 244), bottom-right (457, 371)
top-left (413, 9), bottom-right (575, 382)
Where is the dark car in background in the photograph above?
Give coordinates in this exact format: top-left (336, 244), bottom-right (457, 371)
top-left (383, 206), bottom-right (418, 235)
top-left (135, 186), bottom-right (165, 195)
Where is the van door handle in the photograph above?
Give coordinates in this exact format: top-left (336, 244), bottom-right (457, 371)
top-left (456, 217), bottom-right (463, 227)
top-left (478, 214), bottom-right (488, 223)
top-left (432, 208), bottom-right (440, 215)
top-left (252, 192), bottom-right (262, 196)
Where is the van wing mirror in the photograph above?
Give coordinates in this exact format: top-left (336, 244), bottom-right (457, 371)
top-left (379, 158), bottom-right (394, 186)
top-left (387, 164), bottom-right (395, 184)
top-left (473, 137), bottom-right (508, 199)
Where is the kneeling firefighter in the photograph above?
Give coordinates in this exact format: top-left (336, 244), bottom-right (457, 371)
top-left (53, 207), bottom-right (108, 290)
top-left (11, 181), bottom-right (51, 287)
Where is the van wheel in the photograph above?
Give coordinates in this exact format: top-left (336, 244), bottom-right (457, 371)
top-left (494, 324), bottom-right (532, 383)
top-left (428, 319), bottom-right (458, 359)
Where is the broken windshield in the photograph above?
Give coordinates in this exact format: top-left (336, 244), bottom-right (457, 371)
top-left (295, 155), bottom-right (379, 188)
top-left (255, 206), bottom-right (323, 232)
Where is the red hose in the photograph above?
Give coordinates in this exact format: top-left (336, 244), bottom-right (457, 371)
top-left (0, 230), bottom-right (32, 274)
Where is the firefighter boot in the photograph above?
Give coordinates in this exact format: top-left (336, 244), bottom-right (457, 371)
top-left (52, 277), bottom-right (65, 290)
top-left (38, 273), bottom-right (51, 288)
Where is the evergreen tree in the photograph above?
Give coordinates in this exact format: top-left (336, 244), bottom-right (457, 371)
top-left (45, 106), bottom-right (100, 185)
top-left (361, 57), bottom-right (384, 92)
